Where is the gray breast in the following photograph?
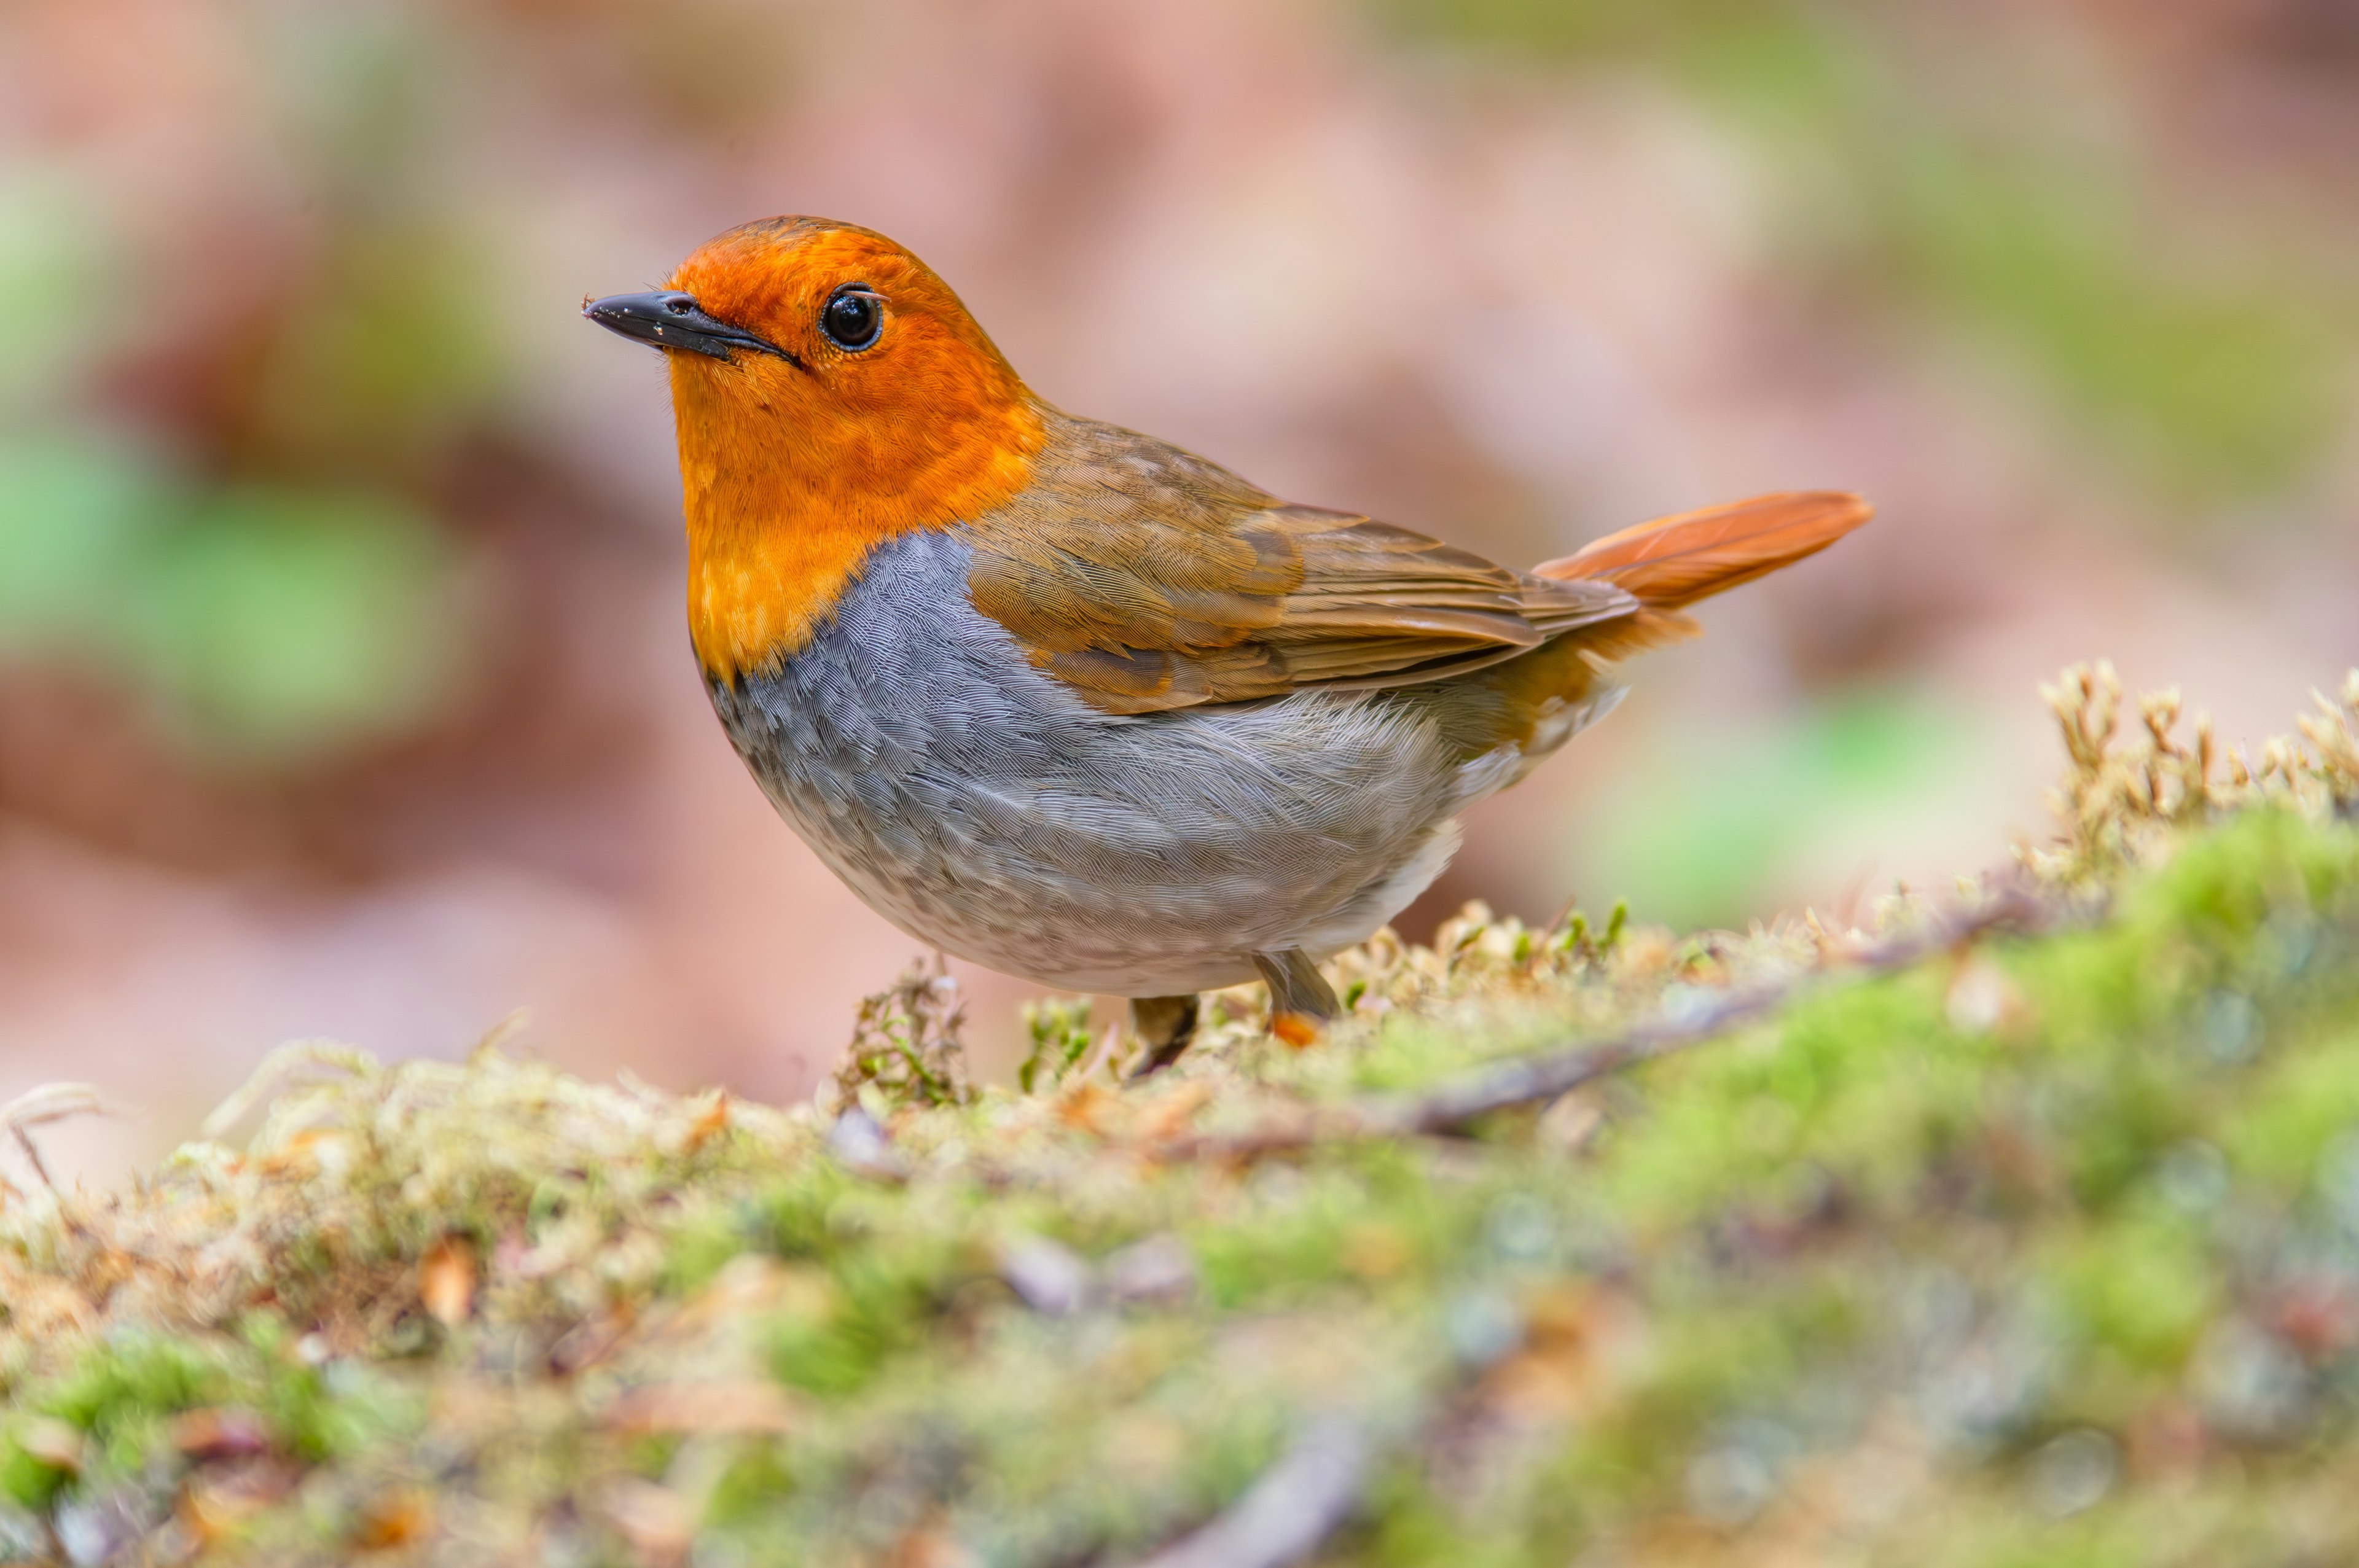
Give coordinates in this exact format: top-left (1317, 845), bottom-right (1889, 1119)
top-left (708, 530), bottom-right (1498, 996)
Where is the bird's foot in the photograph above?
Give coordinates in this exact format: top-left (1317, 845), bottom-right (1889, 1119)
top-left (1252, 950), bottom-right (1338, 1049)
top-left (1126, 993), bottom-right (1202, 1080)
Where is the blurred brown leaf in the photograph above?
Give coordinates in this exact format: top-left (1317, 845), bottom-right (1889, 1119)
top-left (171, 1405), bottom-right (273, 1462)
top-left (419, 1235), bottom-right (475, 1327)
top-left (601, 1381), bottom-right (797, 1437)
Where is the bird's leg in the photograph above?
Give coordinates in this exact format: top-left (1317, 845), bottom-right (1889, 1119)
top-left (1252, 950), bottom-right (1338, 1048)
top-left (1126, 993), bottom-right (1202, 1080)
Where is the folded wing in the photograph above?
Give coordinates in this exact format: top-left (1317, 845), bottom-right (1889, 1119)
top-left (966, 422), bottom-right (1635, 714)
top-left (964, 417), bottom-right (1868, 717)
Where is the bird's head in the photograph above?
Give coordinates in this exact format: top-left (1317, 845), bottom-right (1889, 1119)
top-left (585, 217), bottom-right (1046, 682)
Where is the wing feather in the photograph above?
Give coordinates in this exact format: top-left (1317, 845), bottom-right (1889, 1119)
top-left (962, 419), bottom-right (1861, 716)
top-left (1535, 491), bottom-right (1871, 608)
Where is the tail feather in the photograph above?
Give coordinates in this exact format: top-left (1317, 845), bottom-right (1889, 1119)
top-left (1533, 490), bottom-right (1872, 610)
top-left (1456, 490), bottom-right (1868, 767)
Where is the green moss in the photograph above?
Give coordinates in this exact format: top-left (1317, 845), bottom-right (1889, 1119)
top-left (2048, 1216), bottom-right (2219, 1369)
top-left (0, 1422), bottom-right (72, 1510)
top-left (42, 1332), bottom-right (223, 1436)
top-left (6, 689), bottom-right (2359, 1562)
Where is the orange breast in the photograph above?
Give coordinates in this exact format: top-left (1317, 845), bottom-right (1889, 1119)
top-left (671, 362), bottom-right (1044, 684)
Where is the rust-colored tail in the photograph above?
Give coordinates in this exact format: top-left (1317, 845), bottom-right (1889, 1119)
top-left (1525, 490), bottom-right (1871, 662)
top-left (1534, 490), bottom-right (1871, 607)
top-left (1455, 493), bottom-right (1868, 763)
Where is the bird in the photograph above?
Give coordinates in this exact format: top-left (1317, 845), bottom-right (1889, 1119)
top-left (585, 216), bottom-right (1869, 1072)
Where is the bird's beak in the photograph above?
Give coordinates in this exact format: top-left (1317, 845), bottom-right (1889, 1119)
top-left (581, 290), bottom-right (796, 364)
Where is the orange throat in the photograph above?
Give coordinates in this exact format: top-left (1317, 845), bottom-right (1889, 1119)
top-left (671, 367), bottom-right (1044, 684)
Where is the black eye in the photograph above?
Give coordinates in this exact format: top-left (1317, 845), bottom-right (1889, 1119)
top-left (820, 284), bottom-right (883, 351)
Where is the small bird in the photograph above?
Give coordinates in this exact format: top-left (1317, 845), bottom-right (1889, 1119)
top-left (587, 217), bottom-right (1868, 1070)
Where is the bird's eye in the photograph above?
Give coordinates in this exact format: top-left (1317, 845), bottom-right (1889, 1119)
top-left (820, 284), bottom-right (883, 351)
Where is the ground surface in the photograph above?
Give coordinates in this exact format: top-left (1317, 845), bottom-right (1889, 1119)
top-left (3, 669), bottom-right (2358, 1567)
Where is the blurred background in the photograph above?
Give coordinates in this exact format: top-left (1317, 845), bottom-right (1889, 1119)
top-left (3, 0), bottom-right (2355, 1186)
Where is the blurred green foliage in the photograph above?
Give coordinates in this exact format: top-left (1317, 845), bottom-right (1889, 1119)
top-left (0, 172), bottom-right (122, 403)
top-left (252, 226), bottom-right (510, 483)
top-left (1573, 688), bottom-right (1976, 929)
top-left (1879, 142), bottom-right (2342, 501)
top-left (0, 25), bottom-right (490, 769)
top-left (1370, 0), bottom-right (2356, 506)
top-left (0, 434), bottom-right (463, 762)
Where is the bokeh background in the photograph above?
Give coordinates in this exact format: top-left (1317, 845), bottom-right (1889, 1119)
top-left (4, 0), bottom-right (2356, 1186)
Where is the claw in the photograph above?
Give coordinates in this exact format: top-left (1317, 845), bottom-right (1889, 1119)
top-left (1253, 950), bottom-right (1337, 1049)
top-left (1127, 994), bottom-right (1202, 1079)
top-left (1270, 1011), bottom-right (1323, 1050)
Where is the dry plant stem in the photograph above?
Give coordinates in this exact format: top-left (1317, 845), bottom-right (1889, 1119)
top-left (0, 1083), bottom-right (122, 1193)
top-left (1119, 1413), bottom-right (1373, 1568)
top-left (2031, 661), bottom-right (2359, 878)
top-left (831, 953), bottom-right (971, 1111)
top-left (1171, 888), bottom-right (2052, 1163)
top-left (199, 1039), bottom-right (380, 1139)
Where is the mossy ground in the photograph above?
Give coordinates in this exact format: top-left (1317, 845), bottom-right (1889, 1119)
top-left (4, 669), bottom-right (2359, 1568)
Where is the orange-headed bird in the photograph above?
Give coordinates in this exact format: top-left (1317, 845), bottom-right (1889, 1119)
top-left (587, 217), bottom-right (1868, 1069)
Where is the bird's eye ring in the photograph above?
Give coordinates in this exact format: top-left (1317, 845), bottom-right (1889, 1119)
top-left (820, 283), bottom-right (885, 352)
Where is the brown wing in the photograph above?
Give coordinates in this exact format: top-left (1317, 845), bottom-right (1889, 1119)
top-left (964, 416), bottom-right (1636, 716)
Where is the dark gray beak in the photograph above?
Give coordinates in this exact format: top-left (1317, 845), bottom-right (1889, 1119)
top-left (582, 290), bottom-right (797, 364)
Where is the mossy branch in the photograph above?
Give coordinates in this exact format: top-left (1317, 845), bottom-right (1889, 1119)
top-left (4, 666), bottom-right (2359, 1567)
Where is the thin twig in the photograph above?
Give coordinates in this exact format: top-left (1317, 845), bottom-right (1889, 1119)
top-left (199, 1039), bottom-right (375, 1139)
top-left (1167, 886), bottom-right (2054, 1163)
top-left (1, 1082), bottom-right (130, 1193)
top-left (1119, 1413), bottom-right (1372, 1568)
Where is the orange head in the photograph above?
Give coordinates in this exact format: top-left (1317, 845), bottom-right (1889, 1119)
top-left (585, 218), bottom-right (1046, 683)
